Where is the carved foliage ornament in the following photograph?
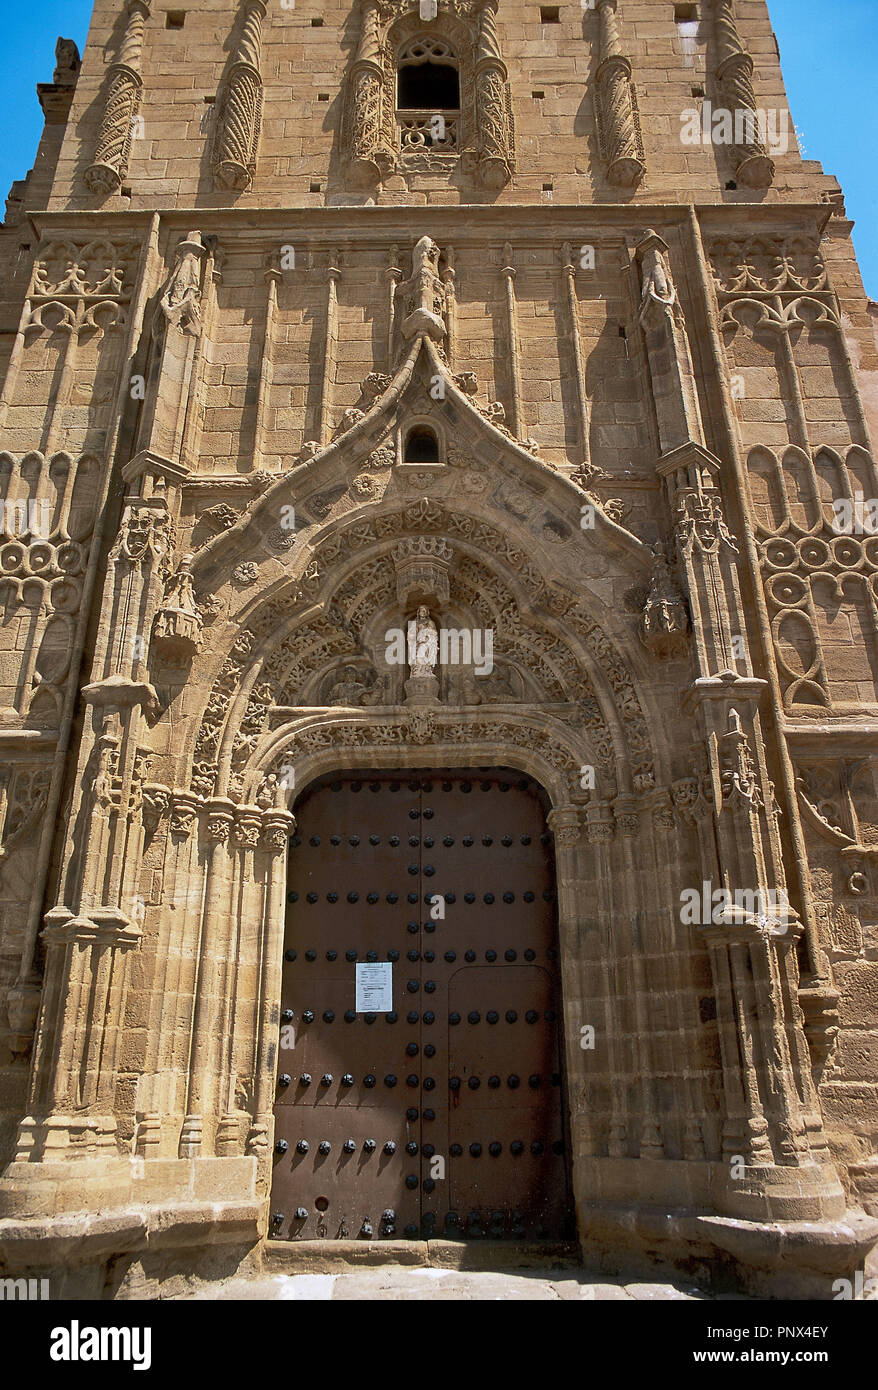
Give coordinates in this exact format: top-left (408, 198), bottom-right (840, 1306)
top-left (265, 711), bottom-right (582, 783)
top-left (708, 236), bottom-right (828, 299)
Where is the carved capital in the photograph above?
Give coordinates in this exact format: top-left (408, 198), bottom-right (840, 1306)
top-left (233, 805), bottom-right (263, 848)
top-left (547, 805), bottom-right (583, 849)
top-left (170, 790), bottom-right (200, 837)
top-left (142, 783), bottom-right (171, 833)
top-left (262, 809), bottom-right (294, 854)
top-left (612, 795), bottom-right (640, 837)
top-left (205, 798), bottom-right (236, 843)
top-left (586, 801), bottom-right (615, 844)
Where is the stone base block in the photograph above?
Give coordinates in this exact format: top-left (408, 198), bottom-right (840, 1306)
top-left (574, 1154), bottom-right (848, 1222)
top-left (576, 1201), bottom-right (878, 1299)
top-left (0, 1153), bottom-right (261, 1296)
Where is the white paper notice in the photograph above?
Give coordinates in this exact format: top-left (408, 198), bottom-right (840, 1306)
top-left (355, 961), bottom-right (393, 1013)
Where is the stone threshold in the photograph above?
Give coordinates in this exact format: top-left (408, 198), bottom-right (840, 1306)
top-left (262, 1238), bottom-right (582, 1273)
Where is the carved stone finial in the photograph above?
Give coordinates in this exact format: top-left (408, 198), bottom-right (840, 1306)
top-left (53, 38), bottom-right (81, 85)
top-left (594, 0), bottom-right (646, 188)
top-left (212, 0), bottom-right (267, 192)
top-left (719, 706), bottom-right (762, 807)
top-left (473, 0), bottom-right (514, 188)
top-left (346, 0), bottom-right (396, 186)
top-left (638, 230), bottom-right (677, 314)
top-left (84, 1), bottom-right (150, 195)
top-left (713, 0), bottom-right (775, 188)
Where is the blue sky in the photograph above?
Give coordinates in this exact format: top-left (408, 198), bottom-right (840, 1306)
top-left (0, 0), bottom-right (875, 295)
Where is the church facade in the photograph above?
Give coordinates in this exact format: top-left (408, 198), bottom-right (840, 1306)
top-left (0, 0), bottom-right (877, 1297)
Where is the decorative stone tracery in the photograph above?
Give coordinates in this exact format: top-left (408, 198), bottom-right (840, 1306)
top-left (708, 234), bottom-right (878, 714)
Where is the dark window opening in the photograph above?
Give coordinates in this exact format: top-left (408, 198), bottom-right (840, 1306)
top-left (311, 16), bottom-right (323, 26)
top-left (166, 11), bottom-right (185, 28)
top-left (398, 61), bottom-right (459, 111)
top-left (539, 6), bottom-right (560, 22)
top-left (532, 90), bottom-right (545, 100)
top-left (725, 180), bottom-right (738, 190)
top-left (691, 85), bottom-right (705, 98)
top-left (310, 181), bottom-right (322, 193)
top-left (318, 92), bottom-right (330, 102)
top-left (404, 427), bottom-right (440, 463)
top-left (674, 3), bottom-right (698, 20)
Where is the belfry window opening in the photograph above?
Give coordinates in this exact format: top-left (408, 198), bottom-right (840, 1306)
top-left (404, 425), bottom-right (440, 463)
top-left (397, 37), bottom-right (460, 152)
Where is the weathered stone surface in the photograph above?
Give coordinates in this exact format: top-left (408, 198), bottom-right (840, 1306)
top-left (0, 0), bottom-right (875, 1303)
top-left (178, 1268), bottom-right (708, 1302)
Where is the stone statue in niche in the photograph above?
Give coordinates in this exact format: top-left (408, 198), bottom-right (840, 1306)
top-left (327, 666), bottom-right (387, 707)
top-left (160, 231), bottom-right (206, 333)
top-left (410, 606), bottom-right (438, 678)
top-left (639, 540), bottom-right (689, 660)
top-left (404, 605), bottom-right (440, 707)
top-left (639, 232), bottom-right (683, 330)
top-left (401, 237), bottom-right (446, 344)
top-left (151, 555), bottom-right (203, 662)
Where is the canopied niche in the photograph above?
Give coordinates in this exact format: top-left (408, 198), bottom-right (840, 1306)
top-left (344, 0), bottom-right (514, 188)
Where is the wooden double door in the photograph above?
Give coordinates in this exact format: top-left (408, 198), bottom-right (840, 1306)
top-left (270, 769), bottom-right (572, 1242)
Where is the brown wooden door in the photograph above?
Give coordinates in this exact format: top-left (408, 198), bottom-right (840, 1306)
top-left (270, 770), bottom-right (572, 1242)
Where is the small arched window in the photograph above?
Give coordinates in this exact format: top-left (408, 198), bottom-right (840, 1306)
top-left (404, 426), bottom-right (440, 463)
top-left (397, 37), bottom-right (459, 152)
